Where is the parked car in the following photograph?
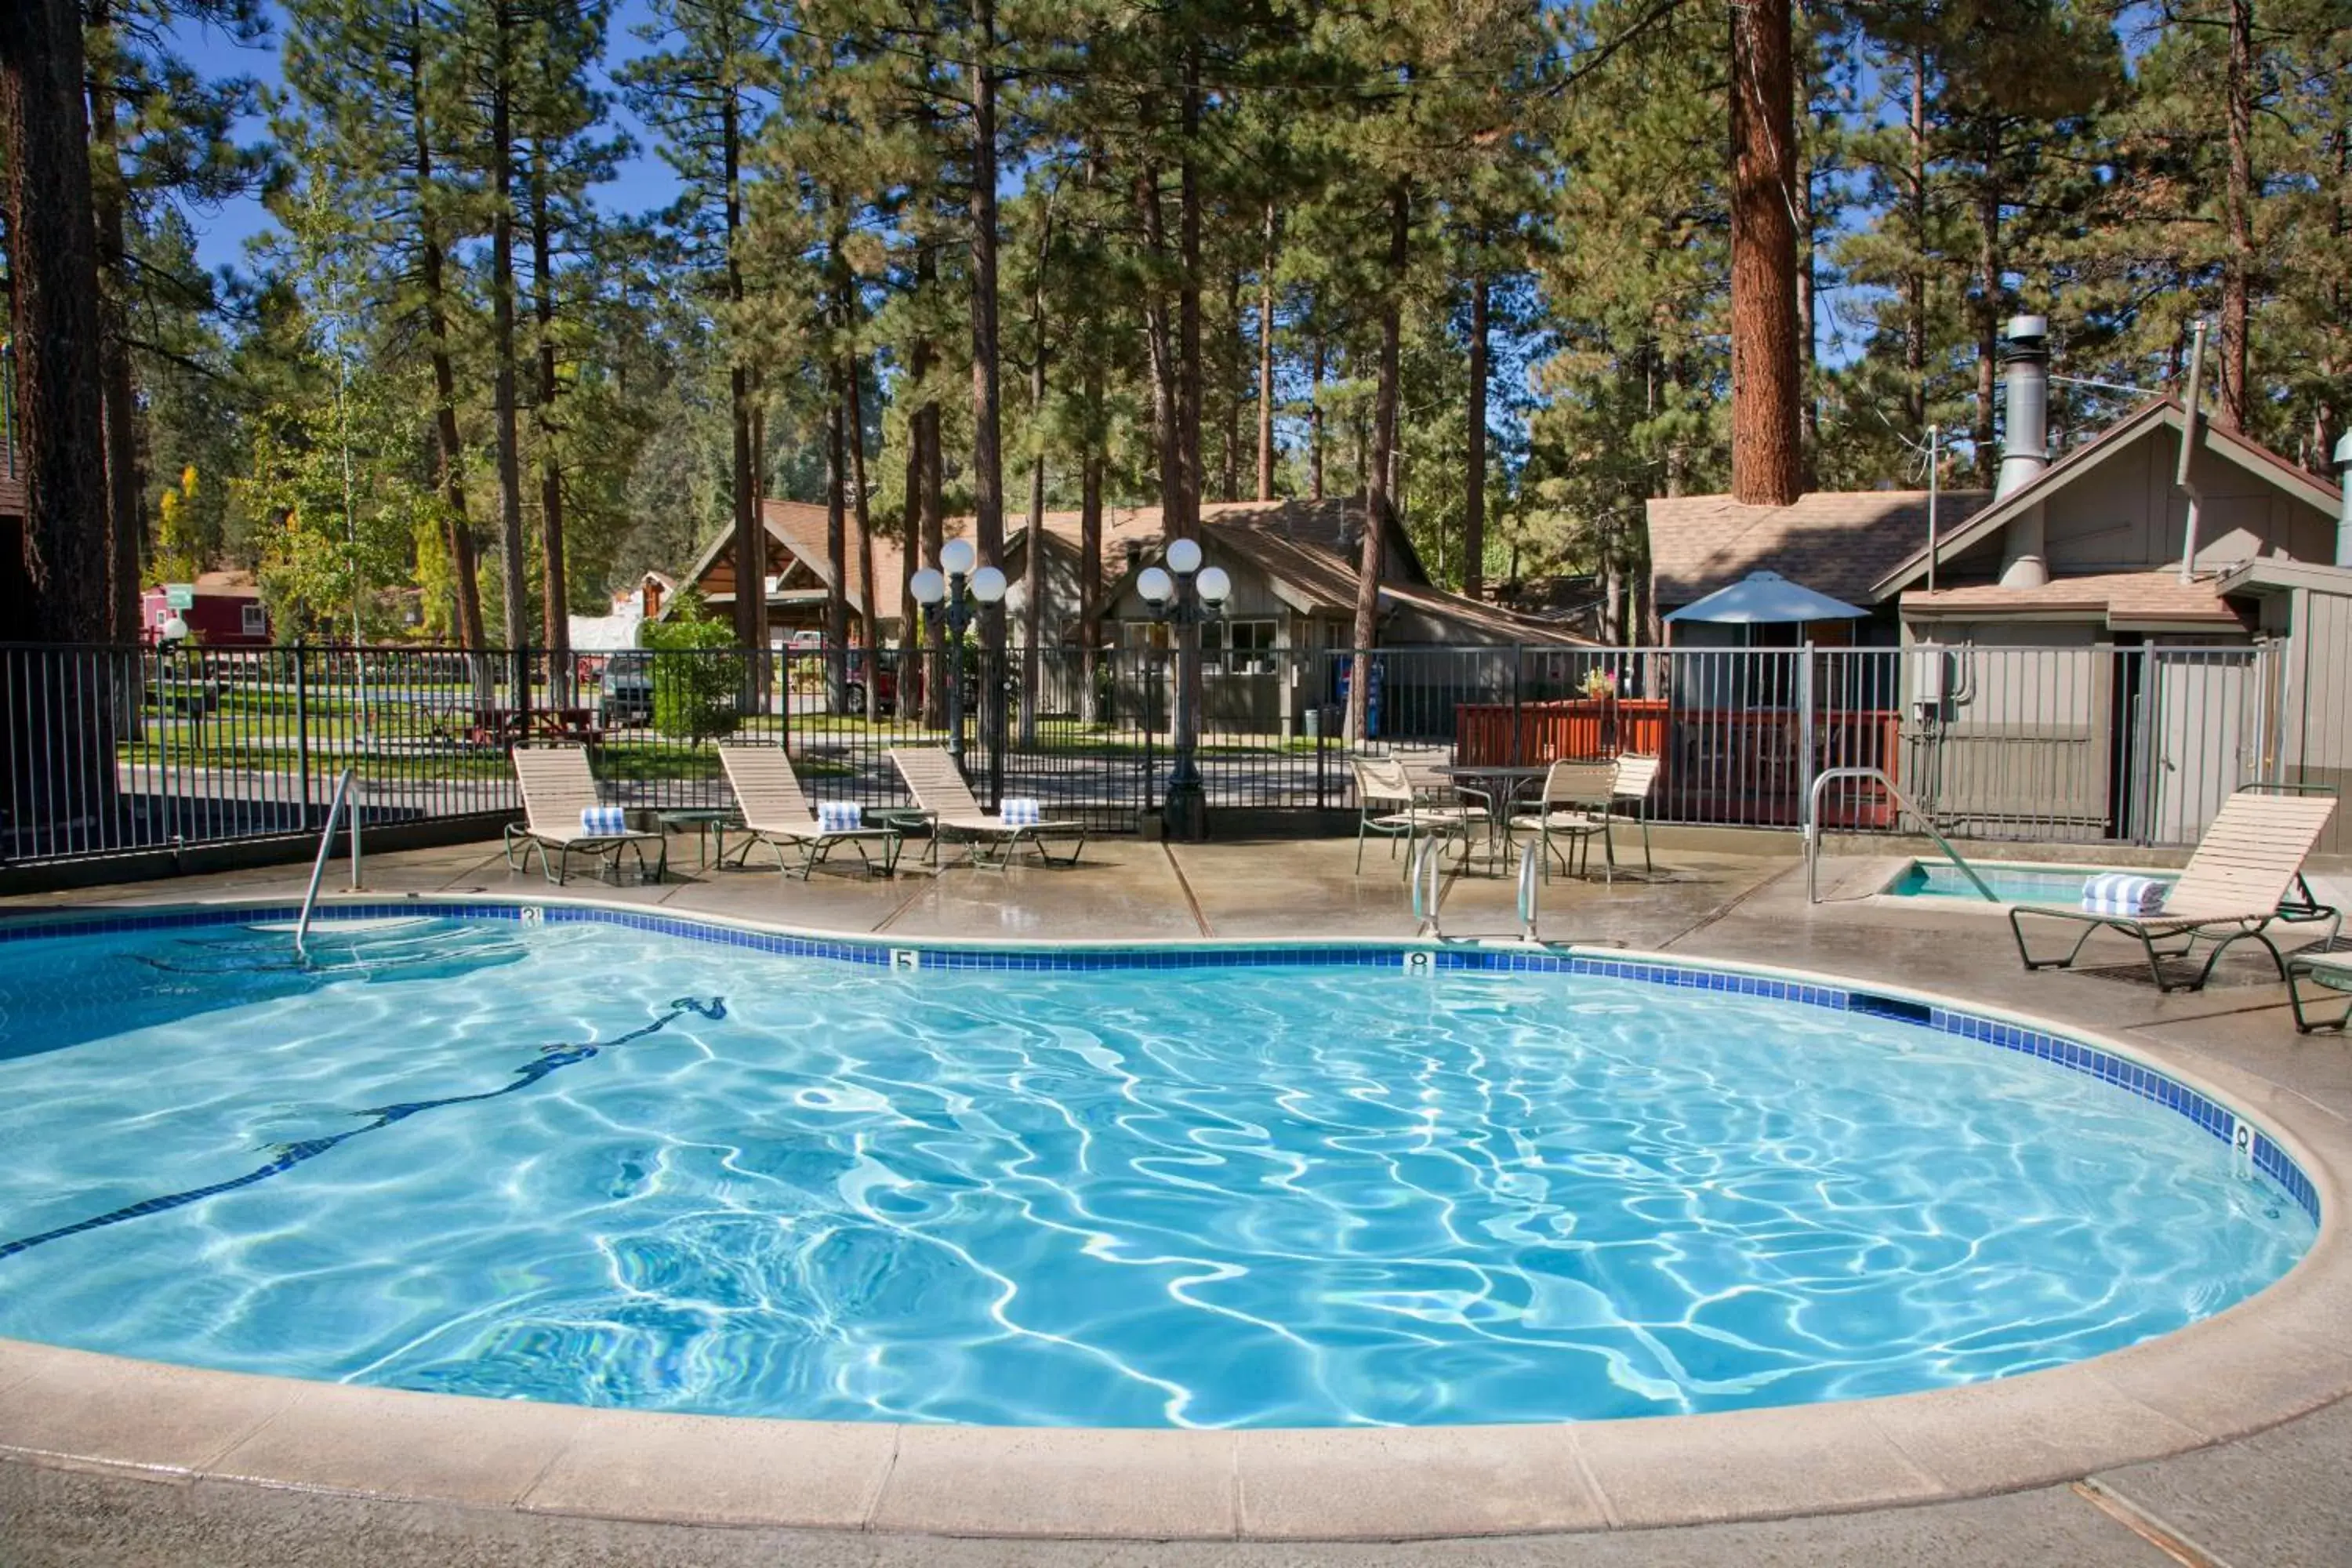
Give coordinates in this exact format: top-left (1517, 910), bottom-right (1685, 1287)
top-left (597, 652), bottom-right (655, 727)
top-left (844, 651), bottom-right (898, 716)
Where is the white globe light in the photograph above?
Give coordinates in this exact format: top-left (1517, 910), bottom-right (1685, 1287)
top-left (970, 565), bottom-right (1008, 604)
top-left (940, 537), bottom-right (978, 576)
top-left (161, 615), bottom-right (190, 643)
top-left (1137, 566), bottom-right (1174, 606)
top-left (1166, 537), bottom-right (1203, 575)
top-left (1196, 565), bottom-right (1232, 606)
top-left (910, 567), bottom-right (947, 607)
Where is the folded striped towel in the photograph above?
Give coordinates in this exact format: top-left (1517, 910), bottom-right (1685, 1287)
top-left (2082, 873), bottom-right (2166, 916)
top-left (1000, 797), bottom-right (1043, 827)
top-left (580, 805), bottom-right (629, 836)
top-left (815, 800), bottom-right (863, 833)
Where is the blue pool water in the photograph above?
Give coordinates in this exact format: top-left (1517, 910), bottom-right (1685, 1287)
top-left (1886, 862), bottom-right (2178, 905)
top-left (0, 915), bottom-right (2310, 1428)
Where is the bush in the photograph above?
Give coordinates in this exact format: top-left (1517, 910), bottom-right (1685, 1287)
top-left (640, 610), bottom-right (745, 745)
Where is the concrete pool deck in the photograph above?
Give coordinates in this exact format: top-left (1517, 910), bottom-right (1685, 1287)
top-left (5, 829), bottom-right (2351, 1566)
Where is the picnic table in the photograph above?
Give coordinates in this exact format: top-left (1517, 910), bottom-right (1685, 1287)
top-left (463, 706), bottom-right (602, 750)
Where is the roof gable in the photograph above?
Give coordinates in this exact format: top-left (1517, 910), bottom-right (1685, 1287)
top-left (1646, 489), bottom-right (1991, 608)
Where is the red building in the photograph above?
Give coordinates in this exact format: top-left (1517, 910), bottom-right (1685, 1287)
top-left (140, 572), bottom-right (272, 647)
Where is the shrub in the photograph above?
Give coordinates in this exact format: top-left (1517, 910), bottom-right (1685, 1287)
top-left (640, 601), bottom-right (745, 745)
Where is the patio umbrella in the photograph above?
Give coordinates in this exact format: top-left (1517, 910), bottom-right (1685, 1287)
top-left (1664, 569), bottom-right (1869, 625)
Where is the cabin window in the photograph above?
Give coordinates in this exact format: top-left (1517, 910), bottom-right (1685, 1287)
top-left (241, 602), bottom-right (267, 637)
top-left (1207, 619), bottom-right (1278, 674)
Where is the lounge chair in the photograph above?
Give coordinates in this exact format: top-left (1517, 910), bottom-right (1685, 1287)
top-left (2287, 950), bottom-right (2352, 1033)
top-left (504, 745), bottom-right (667, 886)
top-left (2009, 789), bottom-right (2339, 992)
top-left (887, 746), bottom-right (1087, 869)
top-left (1508, 759), bottom-right (1619, 883)
top-left (717, 744), bottom-right (902, 880)
top-left (1351, 756), bottom-right (1486, 876)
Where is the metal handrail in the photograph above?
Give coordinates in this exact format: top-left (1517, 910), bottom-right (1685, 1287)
top-left (1806, 766), bottom-right (1997, 904)
top-left (293, 766), bottom-right (358, 964)
top-left (1410, 835), bottom-right (1446, 937)
top-left (1517, 840), bottom-right (1541, 942)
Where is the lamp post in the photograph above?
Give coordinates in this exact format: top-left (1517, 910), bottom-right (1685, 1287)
top-left (909, 536), bottom-right (1007, 774)
top-left (1136, 537), bottom-right (1232, 842)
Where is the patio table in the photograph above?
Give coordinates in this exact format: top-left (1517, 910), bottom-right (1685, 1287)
top-left (1432, 763), bottom-right (1555, 874)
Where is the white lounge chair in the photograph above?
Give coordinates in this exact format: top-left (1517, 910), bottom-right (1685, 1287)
top-left (1607, 753), bottom-right (1662, 876)
top-left (505, 745), bottom-right (667, 885)
top-left (887, 746), bottom-right (1087, 869)
top-left (1351, 756), bottom-right (1485, 877)
top-left (1508, 759), bottom-right (1618, 883)
top-left (2010, 789), bottom-right (2339, 992)
top-left (717, 744), bottom-right (902, 880)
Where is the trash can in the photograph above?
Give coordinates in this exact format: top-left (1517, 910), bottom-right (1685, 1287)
top-left (1303, 705), bottom-right (1322, 739)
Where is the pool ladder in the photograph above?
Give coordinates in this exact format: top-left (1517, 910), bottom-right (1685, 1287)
top-left (293, 766), bottom-right (362, 965)
top-left (1805, 767), bottom-right (1996, 905)
top-left (1409, 837), bottom-right (1547, 943)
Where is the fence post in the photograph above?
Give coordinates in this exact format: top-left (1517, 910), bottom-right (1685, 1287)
top-left (1509, 644), bottom-right (1524, 765)
top-left (1797, 642), bottom-right (1817, 829)
top-left (293, 641), bottom-right (311, 828)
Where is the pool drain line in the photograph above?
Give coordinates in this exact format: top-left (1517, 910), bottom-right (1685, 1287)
top-left (2071, 1480), bottom-right (2234, 1568)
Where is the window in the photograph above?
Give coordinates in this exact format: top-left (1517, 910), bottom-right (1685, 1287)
top-left (1213, 619), bottom-right (1278, 674)
top-left (241, 601), bottom-right (267, 637)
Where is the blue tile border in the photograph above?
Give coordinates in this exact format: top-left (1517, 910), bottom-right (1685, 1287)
top-left (0, 898), bottom-right (2321, 1224)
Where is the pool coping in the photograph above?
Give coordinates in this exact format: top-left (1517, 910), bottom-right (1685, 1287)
top-left (3, 890), bottom-right (2350, 1542)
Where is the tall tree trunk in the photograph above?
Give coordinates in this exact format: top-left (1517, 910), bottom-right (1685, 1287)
top-left (1221, 266), bottom-right (1243, 502)
top-left (1257, 205), bottom-right (1278, 501)
top-left (1080, 366), bottom-right (1103, 725)
top-left (968, 0), bottom-right (1005, 690)
top-left (1465, 263), bottom-right (1489, 601)
top-left (1309, 333), bottom-right (1326, 501)
top-left (1169, 55), bottom-right (1205, 789)
top-left (918, 246), bottom-right (948, 728)
top-left (1973, 165), bottom-right (2001, 485)
top-left (2217, 0), bottom-right (2254, 430)
top-left (489, 5), bottom-right (528, 668)
top-left (846, 348), bottom-right (878, 720)
top-left (531, 154), bottom-right (570, 702)
top-left (1139, 159), bottom-right (1180, 524)
top-left (1728, 0), bottom-right (1803, 506)
top-left (1795, 142), bottom-right (1818, 486)
top-left (899, 365), bottom-right (924, 683)
top-left (1904, 53), bottom-right (1926, 433)
top-left (0, 0), bottom-right (118, 845)
top-left (85, 0), bottom-right (140, 643)
top-left (409, 14), bottom-right (483, 651)
top-left (1348, 185), bottom-right (1407, 742)
top-left (724, 88), bottom-right (762, 654)
top-left (823, 358), bottom-right (848, 712)
top-left (1021, 195), bottom-right (1052, 745)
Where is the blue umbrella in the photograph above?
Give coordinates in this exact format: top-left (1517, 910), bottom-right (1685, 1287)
top-left (1665, 570), bottom-right (1869, 625)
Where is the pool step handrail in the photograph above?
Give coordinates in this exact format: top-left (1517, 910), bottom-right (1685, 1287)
top-left (1410, 835), bottom-right (1446, 937)
top-left (1518, 840), bottom-right (1541, 942)
top-left (1806, 766), bottom-right (1998, 905)
top-left (293, 766), bottom-right (360, 964)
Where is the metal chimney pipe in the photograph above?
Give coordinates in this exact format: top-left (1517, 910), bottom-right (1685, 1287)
top-left (1994, 315), bottom-right (2050, 500)
top-left (2336, 431), bottom-right (2352, 568)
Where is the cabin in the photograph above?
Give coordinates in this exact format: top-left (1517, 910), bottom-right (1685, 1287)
top-left (140, 572), bottom-right (270, 647)
top-left (1643, 317), bottom-right (2349, 844)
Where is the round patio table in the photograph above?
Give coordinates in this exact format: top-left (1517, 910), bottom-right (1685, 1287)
top-left (1431, 763), bottom-right (1555, 873)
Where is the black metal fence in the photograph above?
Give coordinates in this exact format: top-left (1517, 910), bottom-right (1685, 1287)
top-left (0, 638), bottom-right (2290, 868)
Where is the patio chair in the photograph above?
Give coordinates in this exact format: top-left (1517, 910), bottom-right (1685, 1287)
top-left (2286, 949), bottom-right (2352, 1033)
top-left (505, 745), bottom-right (667, 886)
top-left (1508, 759), bottom-right (1619, 884)
top-left (1607, 753), bottom-right (1662, 875)
top-left (2009, 789), bottom-right (2339, 993)
top-left (717, 744), bottom-right (902, 880)
top-left (887, 746), bottom-right (1087, 869)
top-left (1351, 755), bottom-right (1485, 877)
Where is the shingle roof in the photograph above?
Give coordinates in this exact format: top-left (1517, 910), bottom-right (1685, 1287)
top-left (1646, 489), bottom-right (1992, 609)
top-left (1900, 571), bottom-right (2246, 628)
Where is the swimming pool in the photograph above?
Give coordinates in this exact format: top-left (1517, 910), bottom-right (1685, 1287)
top-left (0, 904), bottom-right (2312, 1429)
top-left (1884, 861), bottom-right (2178, 905)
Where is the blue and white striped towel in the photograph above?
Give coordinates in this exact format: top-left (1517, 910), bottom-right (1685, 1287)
top-left (1000, 797), bottom-right (1043, 827)
top-left (815, 800), bottom-right (863, 833)
top-left (2082, 873), bottom-right (2166, 916)
top-left (580, 805), bottom-right (629, 836)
